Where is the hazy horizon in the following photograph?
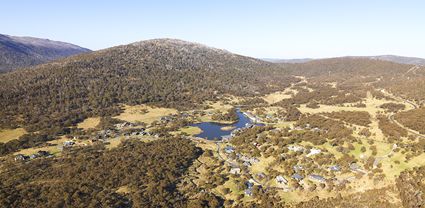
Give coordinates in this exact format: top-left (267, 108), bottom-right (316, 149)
top-left (2, 0), bottom-right (425, 59)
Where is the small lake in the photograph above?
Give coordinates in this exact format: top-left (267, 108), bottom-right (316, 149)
top-left (191, 109), bottom-right (262, 140)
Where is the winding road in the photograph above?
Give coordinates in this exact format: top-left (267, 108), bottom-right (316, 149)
top-left (381, 89), bottom-right (425, 139)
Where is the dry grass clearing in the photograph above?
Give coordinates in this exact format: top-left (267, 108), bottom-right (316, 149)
top-left (205, 101), bottom-right (233, 113)
top-left (14, 136), bottom-right (68, 156)
top-left (116, 186), bottom-right (131, 194)
top-left (262, 91), bottom-right (293, 104)
top-left (250, 155), bottom-right (275, 174)
top-left (220, 126), bottom-right (235, 131)
top-left (0, 128), bottom-right (27, 143)
top-left (172, 126), bottom-right (202, 136)
top-left (106, 136), bottom-right (157, 149)
top-left (77, 117), bottom-right (100, 130)
top-left (114, 104), bottom-right (177, 124)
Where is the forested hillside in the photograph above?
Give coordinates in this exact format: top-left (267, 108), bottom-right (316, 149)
top-left (285, 57), bottom-right (411, 78)
top-left (0, 138), bottom-right (209, 207)
top-left (0, 39), bottom-right (296, 132)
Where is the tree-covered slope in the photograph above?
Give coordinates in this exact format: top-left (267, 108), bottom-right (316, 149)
top-left (0, 39), bottom-right (295, 131)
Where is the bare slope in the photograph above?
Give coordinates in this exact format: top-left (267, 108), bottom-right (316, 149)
top-left (0, 34), bottom-right (90, 72)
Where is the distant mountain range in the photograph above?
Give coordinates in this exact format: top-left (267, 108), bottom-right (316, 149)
top-left (264, 55), bottom-right (425, 65)
top-left (0, 34), bottom-right (90, 72)
top-left (360, 55), bottom-right (425, 66)
top-left (262, 58), bottom-right (314, 64)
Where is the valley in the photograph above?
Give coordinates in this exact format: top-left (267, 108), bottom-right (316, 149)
top-left (1, 39), bottom-right (425, 207)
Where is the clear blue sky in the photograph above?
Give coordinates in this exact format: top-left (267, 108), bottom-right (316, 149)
top-left (1, 0), bottom-right (424, 58)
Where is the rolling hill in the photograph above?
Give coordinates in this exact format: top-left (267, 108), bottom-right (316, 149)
top-left (0, 34), bottom-right (90, 72)
top-left (0, 38), bottom-right (295, 132)
top-left (1, 38), bottom-right (421, 133)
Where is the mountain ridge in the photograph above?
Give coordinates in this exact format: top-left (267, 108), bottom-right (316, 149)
top-left (0, 34), bottom-right (91, 72)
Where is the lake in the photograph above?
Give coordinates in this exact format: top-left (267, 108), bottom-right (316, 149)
top-left (191, 109), bottom-right (262, 140)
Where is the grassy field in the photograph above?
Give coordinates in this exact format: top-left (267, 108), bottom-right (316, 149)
top-left (0, 128), bottom-right (27, 143)
top-left (220, 126), bottom-right (236, 131)
top-left (14, 136), bottom-right (68, 156)
top-left (262, 90), bottom-right (293, 104)
top-left (176, 126), bottom-right (203, 135)
top-left (77, 117), bottom-right (100, 130)
top-left (114, 104), bottom-right (177, 124)
top-left (250, 155), bottom-right (275, 175)
top-left (106, 136), bottom-right (157, 149)
top-left (205, 101), bottom-right (233, 112)
top-left (116, 186), bottom-right (131, 194)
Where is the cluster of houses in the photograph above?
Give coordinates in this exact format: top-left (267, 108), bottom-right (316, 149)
top-left (290, 123), bottom-right (322, 133)
top-left (62, 139), bottom-right (93, 148)
top-left (159, 112), bottom-right (192, 124)
top-left (63, 122), bottom-right (160, 149)
top-left (221, 142), bottom-right (348, 195)
top-left (122, 128), bottom-right (151, 137)
top-left (96, 129), bottom-right (117, 139)
top-left (287, 145), bottom-right (322, 157)
top-left (213, 115), bottom-right (373, 196)
top-left (224, 145), bottom-right (261, 172)
top-left (115, 122), bottom-right (135, 129)
top-left (275, 172), bottom-right (326, 186)
top-left (239, 154), bottom-right (260, 167)
top-left (15, 150), bottom-right (53, 161)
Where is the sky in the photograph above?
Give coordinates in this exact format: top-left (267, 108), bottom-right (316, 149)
top-left (1, 0), bottom-right (425, 59)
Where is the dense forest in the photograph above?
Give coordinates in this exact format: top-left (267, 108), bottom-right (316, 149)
top-left (322, 111), bottom-right (371, 127)
top-left (0, 138), bottom-right (221, 207)
top-left (396, 166), bottom-right (425, 208)
top-left (284, 57), bottom-right (412, 79)
top-left (296, 187), bottom-right (399, 208)
top-left (395, 107), bottom-right (425, 134)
